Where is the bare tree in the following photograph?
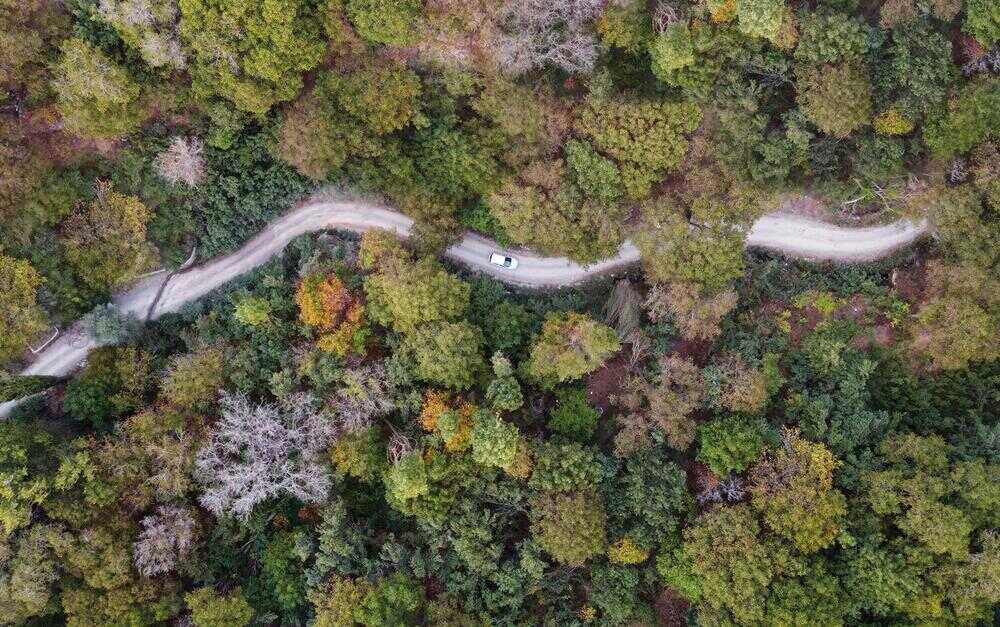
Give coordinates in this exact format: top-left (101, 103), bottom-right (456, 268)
top-left (493, 0), bottom-right (602, 75)
top-left (154, 137), bottom-right (206, 187)
top-left (133, 505), bottom-right (198, 577)
top-left (605, 278), bottom-right (643, 339)
top-left (194, 392), bottom-right (337, 520)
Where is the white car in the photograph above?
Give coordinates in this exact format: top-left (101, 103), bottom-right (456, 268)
top-left (489, 252), bottom-right (518, 270)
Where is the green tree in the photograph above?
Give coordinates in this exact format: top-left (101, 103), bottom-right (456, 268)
top-left (159, 348), bottom-right (226, 411)
top-left (547, 386), bottom-right (599, 440)
top-left (471, 411), bottom-right (521, 470)
top-left (0, 375), bottom-right (58, 403)
top-left (736, 0), bottom-right (785, 42)
top-left (485, 352), bottom-right (523, 412)
top-left (564, 140), bottom-right (624, 204)
top-left (346, 0), bottom-right (422, 45)
top-left (0, 524), bottom-right (63, 623)
top-left (62, 346), bottom-right (152, 429)
top-left (262, 531), bottom-right (307, 611)
top-left (61, 183), bottom-right (152, 292)
top-left (274, 63), bottom-right (423, 180)
top-left (749, 430), bottom-right (847, 554)
top-left (528, 442), bottom-right (601, 492)
top-left (331, 426), bottom-right (385, 483)
top-left (854, 434), bottom-right (1000, 624)
top-left (0, 255), bottom-right (47, 363)
top-left (923, 80), bottom-right (1000, 159)
top-left (964, 0), bottom-right (1000, 48)
top-left (179, 0), bottom-right (325, 115)
top-left (530, 490), bottom-right (607, 566)
top-left (634, 209), bottom-right (746, 291)
top-left (185, 586), bottom-right (253, 627)
top-left (697, 415), bottom-right (765, 476)
top-left (355, 573), bottom-right (424, 626)
top-left (364, 257), bottom-right (470, 334)
top-left (797, 62), bottom-right (873, 138)
top-left (0, 420), bottom-right (56, 539)
top-left (525, 312), bottom-right (620, 388)
top-left (794, 12), bottom-right (868, 65)
top-left (403, 321), bottom-right (484, 390)
top-left (909, 261), bottom-right (1000, 370)
top-left (604, 446), bottom-right (689, 550)
top-left (575, 96), bottom-right (701, 199)
top-left (51, 38), bottom-right (143, 138)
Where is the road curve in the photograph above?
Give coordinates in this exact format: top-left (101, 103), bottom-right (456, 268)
top-left (2, 198), bottom-right (928, 413)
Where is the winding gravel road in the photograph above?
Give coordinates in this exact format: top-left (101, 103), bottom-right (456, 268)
top-left (1, 197), bottom-right (928, 416)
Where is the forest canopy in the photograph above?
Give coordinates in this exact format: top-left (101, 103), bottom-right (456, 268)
top-left (0, 0), bottom-right (998, 624)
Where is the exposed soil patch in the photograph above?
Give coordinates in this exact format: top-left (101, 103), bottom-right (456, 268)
top-left (852, 323), bottom-right (896, 352)
top-left (655, 588), bottom-right (691, 627)
top-left (891, 260), bottom-right (927, 306)
top-left (684, 460), bottom-right (717, 499)
top-left (670, 337), bottom-right (714, 367)
top-left (586, 351), bottom-right (629, 412)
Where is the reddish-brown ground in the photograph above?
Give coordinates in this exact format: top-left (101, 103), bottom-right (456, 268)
top-left (655, 588), bottom-right (691, 627)
top-left (891, 260), bottom-right (927, 306)
top-left (586, 351), bottom-right (629, 412)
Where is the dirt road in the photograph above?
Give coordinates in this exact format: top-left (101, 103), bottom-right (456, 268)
top-left (1, 198), bottom-right (928, 413)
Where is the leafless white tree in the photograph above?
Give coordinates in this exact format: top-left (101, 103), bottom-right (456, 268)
top-left (493, 0), bottom-right (603, 75)
top-left (133, 505), bottom-right (198, 577)
top-left (154, 137), bottom-right (206, 187)
top-left (194, 392), bottom-right (337, 520)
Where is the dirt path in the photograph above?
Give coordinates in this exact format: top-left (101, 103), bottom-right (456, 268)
top-left (0, 197), bottom-right (928, 415)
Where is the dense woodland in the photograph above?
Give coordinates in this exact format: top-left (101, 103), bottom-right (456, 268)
top-left (1, 0), bottom-right (999, 625)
